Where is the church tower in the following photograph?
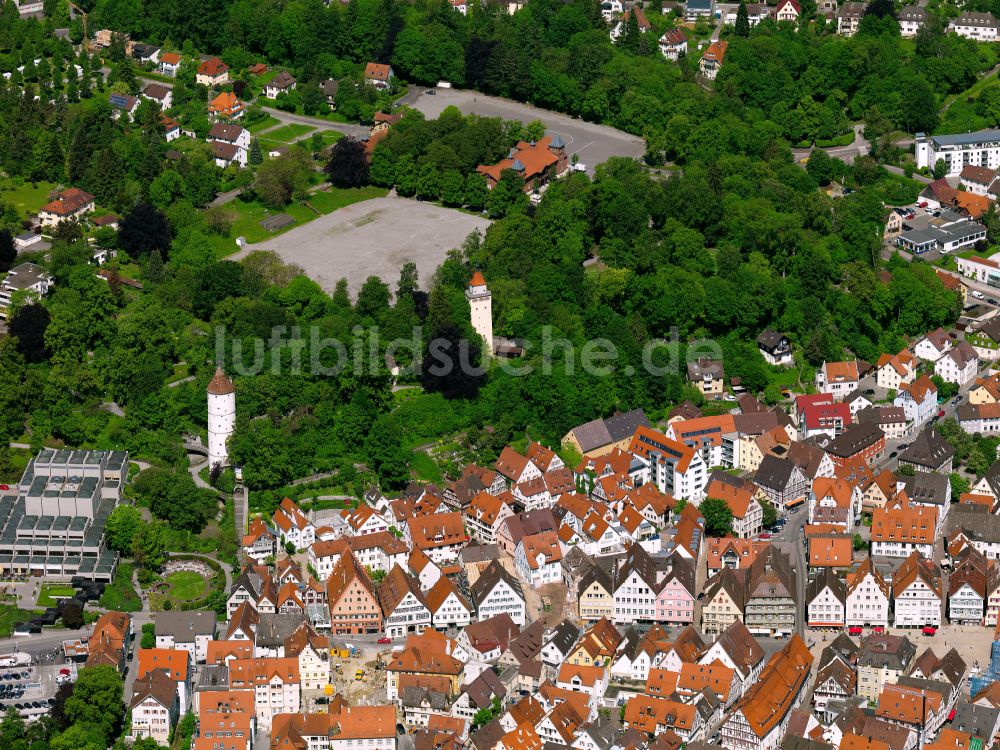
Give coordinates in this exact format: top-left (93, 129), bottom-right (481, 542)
top-left (466, 271), bottom-right (493, 356)
top-left (207, 367), bottom-right (235, 469)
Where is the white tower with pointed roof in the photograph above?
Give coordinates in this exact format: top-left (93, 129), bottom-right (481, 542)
top-left (466, 271), bottom-right (493, 356)
top-left (207, 367), bottom-right (235, 468)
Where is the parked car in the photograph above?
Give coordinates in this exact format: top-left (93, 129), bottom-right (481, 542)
top-left (848, 626), bottom-right (863, 635)
top-left (872, 625), bottom-right (886, 634)
top-left (759, 533), bottom-right (772, 540)
top-left (973, 290), bottom-right (986, 300)
top-left (917, 201), bottom-right (928, 208)
top-left (922, 626), bottom-right (937, 636)
top-left (377, 637), bottom-right (391, 644)
top-left (938, 409), bottom-right (946, 417)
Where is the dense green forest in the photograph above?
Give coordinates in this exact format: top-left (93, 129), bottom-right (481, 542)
top-left (71, 0), bottom-right (997, 151)
top-left (0, 0), bottom-right (971, 520)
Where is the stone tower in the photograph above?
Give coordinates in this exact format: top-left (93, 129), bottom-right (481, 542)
top-left (207, 366), bottom-right (235, 469)
top-left (466, 271), bottom-right (493, 356)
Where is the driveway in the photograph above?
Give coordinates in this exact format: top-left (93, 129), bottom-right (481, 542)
top-left (229, 195), bottom-right (491, 295)
top-left (400, 87), bottom-right (645, 174)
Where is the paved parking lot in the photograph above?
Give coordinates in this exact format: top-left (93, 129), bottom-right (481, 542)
top-left (233, 196), bottom-right (492, 296)
top-left (400, 87), bottom-right (646, 174)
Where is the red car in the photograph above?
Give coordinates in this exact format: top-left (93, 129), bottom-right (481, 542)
top-left (377, 637), bottom-right (391, 644)
top-left (938, 409), bottom-right (946, 417)
top-left (848, 626), bottom-right (863, 636)
top-left (759, 533), bottom-right (771, 540)
top-left (917, 201), bottom-right (928, 208)
top-left (922, 626), bottom-right (937, 636)
top-left (872, 625), bottom-right (886, 634)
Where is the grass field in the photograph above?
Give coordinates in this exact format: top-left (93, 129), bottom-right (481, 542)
top-left (0, 179), bottom-right (57, 220)
top-left (36, 585), bottom-right (76, 608)
top-left (166, 571), bottom-right (208, 602)
top-left (308, 186), bottom-right (387, 214)
top-left (247, 115), bottom-right (281, 133)
top-left (209, 187), bottom-right (388, 258)
top-left (318, 131), bottom-right (344, 146)
top-left (257, 124), bottom-right (316, 143)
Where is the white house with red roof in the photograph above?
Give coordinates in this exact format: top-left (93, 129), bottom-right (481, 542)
top-left (775, 0), bottom-right (801, 21)
top-left (496, 447), bottom-right (544, 486)
top-left (659, 29), bottom-right (688, 60)
top-left (515, 531), bottom-right (564, 586)
top-left (272, 498), bottom-right (315, 550)
top-left (364, 62), bottom-right (394, 89)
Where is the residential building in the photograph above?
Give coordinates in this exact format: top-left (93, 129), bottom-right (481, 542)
top-left (196, 57), bottom-right (229, 87)
top-left (837, 2), bottom-right (865, 34)
top-left (138, 648), bottom-right (192, 711)
top-left (159, 51), bottom-right (181, 76)
top-left (628, 426), bottom-right (708, 503)
top-left (659, 29), bottom-right (688, 60)
top-left (936, 341), bottom-right (980, 387)
top-left (265, 71), bottom-right (297, 99)
top-left (515, 531), bottom-right (563, 587)
top-left (743, 547), bottom-right (797, 637)
top-left (807, 568), bottom-right (846, 628)
top-left (406, 512), bottom-right (467, 565)
top-left (845, 558), bottom-right (891, 629)
top-left (895, 376), bottom-right (938, 426)
top-left (364, 62), bottom-right (394, 88)
top-left (719, 635), bottom-right (813, 750)
top-left (208, 91), bottom-right (245, 120)
top-left (471, 560), bottom-right (526, 626)
top-left (385, 631), bottom-right (463, 701)
top-left (228, 657), bottom-right (299, 729)
top-left (916, 130), bottom-right (1000, 175)
top-left (871, 506), bottom-right (936, 558)
top-left (562, 409), bottom-right (650, 458)
top-left (775, 0), bottom-right (800, 22)
top-left (949, 548), bottom-right (991, 625)
top-left (915, 329), bottom-right (954, 362)
top-left (270, 706), bottom-right (395, 750)
top-left (754, 455), bottom-right (809, 510)
top-left (875, 350), bottom-right (917, 391)
top-left (154, 611), bottom-right (217, 663)
top-left (893, 551), bottom-right (943, 627)
top-left (687, 358), bottom-right (725, 400)
top-left (898, 429), bottom-right (954, 474)
top-left (705, 476), bottom-right (763, 539)
top-left (699, 40), bottom-right (728, 80)
top-left (757, 330), bottom-right (794, 366)
top-left (194, 692), bottom-right (254, 750)
top-left (950, 11), bottom-right (999, 41)
top-left (969, 318), bottom-right (1000, 360)
top-left (38, 187), bottom-right (95, 227)
top-left (130, 670), bottom-right (179, 745)
top-left (824, 422), bottom-right (886, 468)
top-left (816, 361), bottom-right (863, 400)
top-left (142, 82), bottom-right (172, 109)
top-left (425, 576), bottom-right (473, 630)
top-left (577, 566), bottom-right (614, 623)
top-left (857, 634), bottom-right (916, 702)
top-left (325, 551), bottom-right (382, 635)
top-left (377, 565), bottom-right (431, 639)
top-left (898, 5), bottom-right (928, 35)
top-left (897, 218), bottom-right (987, 255)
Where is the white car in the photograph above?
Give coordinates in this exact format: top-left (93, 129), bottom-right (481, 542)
top-left (572, 163), bottom-right (587, 172)
top-left (973, 290), bottom-right (986, 300)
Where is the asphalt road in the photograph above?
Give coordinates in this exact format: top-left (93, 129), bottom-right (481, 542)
top-left (399, 86), bottom-right (645, 175)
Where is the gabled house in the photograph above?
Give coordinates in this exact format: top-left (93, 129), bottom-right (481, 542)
top-left (426, 575), bottom-right (473, 630)
top-left (130, 669), bottom-right (180, 744)
top-left (265, 71), bottom-right (297, 99)
top-left (757, 330), bottom-right (794, 367)
top-left (807, 567), bottom-right (847, 629)
top-left (816, 361), bottom-right (864, 400)
top-left (936, 341), bottom-right (980, 387)
top-left (857, 634), bottom-right (917, 701)
top-left (378, 564), bottom-right (431, 639)
top-left (915, 329), bottom-right (954, 362)
top-left (38, 187), bottom-right (95, 228)
top-left (699, 620), bottom-right (766, 698)
top-left (720, 636), bottom-right (813, 750)
top-left (893, 551), bottom-right (943, 627)
top-left (875, 350), bottom-right (917, 391)
top-left (515, 531), bottom-right (563, 586)
top-left (471, 560), bottom-right (526, 626)
top-left (659, 29), bottom-right (688, 60)
top-left (325, 550), bottom-right (381, 635)
top-left (898, 429), bottom-right (955, 474)
top-left (208, 91), bottom-right (245, 120)
top-left (895, 375), bottom-right (938, 426)
top-left (137, 648), bottom-right (192, 711)
top-left (197, 57), bottom-right (229, 87)
top-left (364, 62), bottom-right (394, 88)
top-left (159, 51), bottom-right (181, 76)
top-left (699, 40), bottom-right (728, 80)
top-left (949, 547), bottom-right (992, 625)
top-left (845, 558), bottom-right (890, 628)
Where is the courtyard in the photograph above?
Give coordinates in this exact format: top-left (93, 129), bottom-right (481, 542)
top-left (230, 195), bottom-right (492, 295)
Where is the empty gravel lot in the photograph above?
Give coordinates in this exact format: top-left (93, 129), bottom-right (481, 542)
top-left (232, 195), bottom-right (491, 296)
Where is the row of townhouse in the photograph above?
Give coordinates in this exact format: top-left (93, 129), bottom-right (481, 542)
top-left (807, 552), bottom-right (943, 631)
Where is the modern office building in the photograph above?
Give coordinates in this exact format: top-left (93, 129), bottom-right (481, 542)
top-left (0, 449), bottom-right (129, 581)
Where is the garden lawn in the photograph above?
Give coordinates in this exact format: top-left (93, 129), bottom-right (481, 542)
top-left (0, 179), bottom-right (58, 221)
top-left (166, 570), bottom-right (208, 601)
top-left (248, 115), bottom-right (281, 133)
top-left (318, 131), bottom-right (344, 146)
top-left (99, 562), bottom-right (142, 612)
top-left (0, 605), bottom-right (42, 638)
top-left (36, 585), bottom-right (76, 607)
top-left (256, 123), bottom-right (316, 143)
